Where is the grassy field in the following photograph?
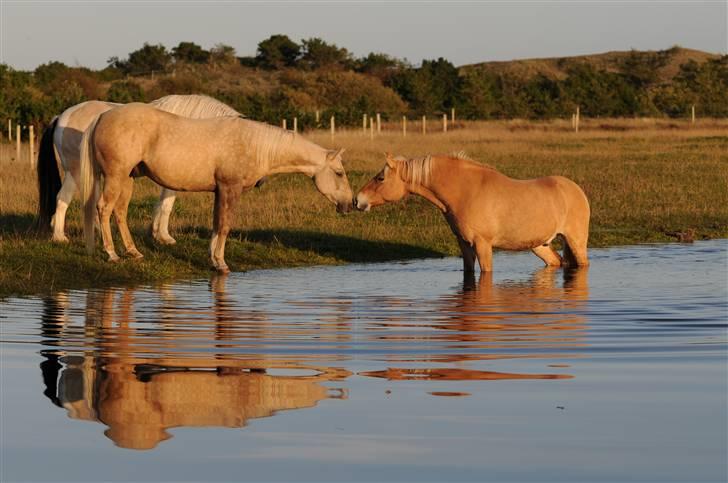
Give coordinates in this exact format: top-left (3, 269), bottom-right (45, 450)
top-left (1, 118), bottom-right (727, 298)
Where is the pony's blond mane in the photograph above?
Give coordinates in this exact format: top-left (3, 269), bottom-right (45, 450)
top-left (150, 94), bottom-right (242, 119)
top-left (399, 155), bottom-right (433, 187)
top-left (398, 151), bottom-right (480, 187)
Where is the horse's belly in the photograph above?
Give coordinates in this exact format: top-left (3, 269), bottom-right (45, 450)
top-left (495, 234), bottom-right (554, 251)
top-left (142, 163), bottom-right (216, 192)
top-left (491, 217), bottom-right (558, 250)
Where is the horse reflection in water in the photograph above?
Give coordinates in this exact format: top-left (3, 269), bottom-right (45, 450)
top-left (38, 277), bottom-right (349, 451)
top-left (359, 267), bottom-right (589, 382)
top-left (37, 266), bottom-right (590, 448)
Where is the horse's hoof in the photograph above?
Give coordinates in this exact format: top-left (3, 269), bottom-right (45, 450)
top-left (107, 255), bottom-right (121, 263)
top-left (127, 250), bottom-right (144, 259)
top-left (215, 265), bottom-right (230, 275)
top-left (51, 235), bottom-right (69, 244)
top-left (157, 236), bottom-right (177, 245)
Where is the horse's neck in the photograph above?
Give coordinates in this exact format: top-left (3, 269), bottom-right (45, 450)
top-left (262, 129), bottom-right (326, 177)
top-left (408, 157), bottom-right (467, 213)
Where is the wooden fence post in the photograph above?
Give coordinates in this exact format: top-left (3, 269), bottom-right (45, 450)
top-left (282, 119), bottom-right (287, 130)
top-left (451, 107), bottom-right (455, 124)
top-left (691, 105), bottom-right (695, 124)
top-left (7, 119), bottom-right (11, 141)
top-left (575, 106), bottom-right (580, 133)
top-left (330, 116), bottom-right (335, 140)
top-left (571, 113), bottom-right (575, 129)
top-left (315, 110), bottom-right (320, 126)
top-left (369, 117), bottom-right (374, 140)
top-left (443, 114), bottom-right (447, 133)
top-left (363, 114), bottom-right (367, 133)
top-left (402, 116), bottom-right (407, 137)
top-left (29, 125), bottom-right (34, 167)
top-left (293, 117), bottom-right (298, 134)
top-left (422, 115), bottom-right (426, 135)
top-left (16, 125), bottom-right (21, 160)
top-left (376, 113), bottom-right (381, 133)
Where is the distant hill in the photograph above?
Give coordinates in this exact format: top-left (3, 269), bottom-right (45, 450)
top-left (460, 47), bottom-right (720, 83)
top-left (2, 42), bottom-right (726, 128)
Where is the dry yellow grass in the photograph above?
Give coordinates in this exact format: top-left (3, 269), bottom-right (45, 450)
top-left (1, 118), bottom-right (727, 296)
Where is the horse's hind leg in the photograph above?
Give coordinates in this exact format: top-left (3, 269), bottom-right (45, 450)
top-left (97, 176), bottom-right (123, 262)
top-left (114, 177), bottom-right (143, 259)
top-left (562, 232), bottom-right (589, 267)
top-left (51, 174), bottom-right (77, 243)
top-left (151, 188), bottom-right (177, 245)
top-left (532, 244), bottom-right (563, 267)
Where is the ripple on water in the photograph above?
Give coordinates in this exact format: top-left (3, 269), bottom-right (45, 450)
top-left (0, 241), bottom-right (726, 480)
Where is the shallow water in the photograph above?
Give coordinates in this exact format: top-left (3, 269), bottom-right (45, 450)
top-left (1, 241), bottom-right (727, 482)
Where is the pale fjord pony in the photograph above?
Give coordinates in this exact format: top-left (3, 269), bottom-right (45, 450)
top-left (80, 103), bottom-right (353, 273)
top-left (36, 95), bottom-right (241, 244)
top-left (355, 152), bottom-right (590, 271)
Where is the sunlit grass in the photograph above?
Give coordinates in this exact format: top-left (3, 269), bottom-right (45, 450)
top-left (2, 118), bottom-right (726, 297)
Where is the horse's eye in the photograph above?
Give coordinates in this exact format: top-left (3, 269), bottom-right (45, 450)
top-left (376, 175), bottom-right (385, 182)
top-left (335, 171), bottom-right (344, 177)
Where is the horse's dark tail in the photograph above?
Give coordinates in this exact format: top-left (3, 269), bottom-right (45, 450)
top-left (36, 117), bottom-right (61, 231)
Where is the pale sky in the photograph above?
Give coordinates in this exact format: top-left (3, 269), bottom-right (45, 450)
top-left (1, 1), bottom-right (726, 71)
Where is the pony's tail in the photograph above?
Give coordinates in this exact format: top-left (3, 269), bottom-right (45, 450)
top-left (79, 115), bottom-right (102, 254)
top-left (36, 117), bottom-right (61, 231)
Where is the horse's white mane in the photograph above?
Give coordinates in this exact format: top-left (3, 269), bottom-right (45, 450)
top-left (152, 94), bottom-right (320, 168)
top-left (239, 118), bottom-right (322, 168)
top-left (150, 94), bottom-right (242, 119)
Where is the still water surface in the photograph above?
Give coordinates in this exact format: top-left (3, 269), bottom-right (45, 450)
top-left (1, 241), bottom-right (727, 482)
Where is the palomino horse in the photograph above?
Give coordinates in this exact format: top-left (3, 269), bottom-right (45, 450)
top-left (355, 153), bottom-right (590, 271)
top-left (36, 95), bottom-right (242, 244)
top-left (80, 103), bottom-right (353, 273)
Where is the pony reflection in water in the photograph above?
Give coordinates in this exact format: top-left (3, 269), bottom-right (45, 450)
top-left (356, 152), bottom-right (590, 271)
top-left (79, 103), bottom-right (353, 272)
top-left (359, 267), bottom-right (589, 383)
top-left (36, 95), bottom-right (243, 244)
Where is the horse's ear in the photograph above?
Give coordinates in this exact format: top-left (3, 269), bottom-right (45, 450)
top-left (328, 148), bottom-right (345, 161)
top-left (385, 152), bottom-right (396, 169)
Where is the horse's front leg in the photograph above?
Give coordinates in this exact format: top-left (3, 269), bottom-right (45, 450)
top-left (210, 183), bottom-right (242, 274)
top-left (473, 237), bottom-right (493, 272)
top-left (456, 236), bottom-right (476, 272)
top-left (151, 188), bottom-right (177, 245)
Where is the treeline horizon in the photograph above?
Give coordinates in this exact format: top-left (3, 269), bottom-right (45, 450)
top-left (2, 35), bottom-right (727, 134)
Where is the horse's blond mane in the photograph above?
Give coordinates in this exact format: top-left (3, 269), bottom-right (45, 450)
top-left (239, 118), bottom-right (321, 168)
top-left (398, 151), bottom-right (491, 187)
top-left (399, 155), bottom-right (434, 187)
top-left (150, 94), bottom-right (242, 119)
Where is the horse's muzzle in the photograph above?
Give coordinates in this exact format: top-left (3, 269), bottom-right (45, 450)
top-left (336, 201), bottom-right (353, 214)
top-left (353, 194), bottom-right (370, 212)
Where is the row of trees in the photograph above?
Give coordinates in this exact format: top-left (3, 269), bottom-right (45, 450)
top-left (1, 36), bottom-right (726, 134)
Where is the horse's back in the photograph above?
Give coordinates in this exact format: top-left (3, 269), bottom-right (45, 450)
top-left (457, 166), bottom-right (589, 248)
top-left (93, 104), bottom-right (226, 191)
top-left (56, 100), bottom-right (118, 173)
